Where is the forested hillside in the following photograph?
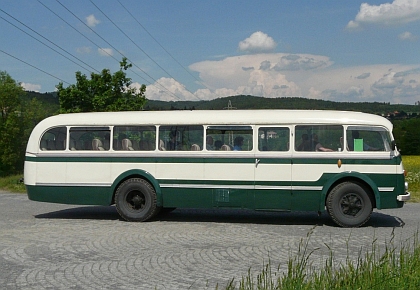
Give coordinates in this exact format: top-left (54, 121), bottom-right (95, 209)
top-left (26, 91), bottom-right (420, 116)
top-left (145, 95), bottom-right (420, 116)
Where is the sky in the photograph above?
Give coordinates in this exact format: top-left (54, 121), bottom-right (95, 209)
top-left (1, 0), bottom-right (420, 104)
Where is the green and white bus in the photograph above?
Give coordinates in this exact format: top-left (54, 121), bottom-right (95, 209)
top-left (24, 110), bottom-right (410, 227)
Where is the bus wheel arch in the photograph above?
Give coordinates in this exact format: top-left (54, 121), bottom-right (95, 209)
top-left (325, 179), bottom-right (374, 227)
top-left (111, 170), bottom-right (162, 207)
top-left (322, 174), bottom-right (378, 211)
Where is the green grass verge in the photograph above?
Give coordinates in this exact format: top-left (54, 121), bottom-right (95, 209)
top-left (223, 228), bottom-right (420, 289)
top-left (402, 156), bottom-right (420, 202)
top-left (0, 174), bottom-right (26, 193)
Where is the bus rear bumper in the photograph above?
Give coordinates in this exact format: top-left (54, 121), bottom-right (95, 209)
top-left (397, 192), bottom-right (410, 202)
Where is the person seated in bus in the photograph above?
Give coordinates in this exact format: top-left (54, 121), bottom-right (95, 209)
top-left (206, 136), bottom-right (214, 150)
top-left (311, 134), bottom-right (333, 152)
top-left (220, 144), bottom-right (231, 151)
top-left (233, 136), bottom-right (244, 151)
top-left (159, 140), bottom-right (166, 151)
top-left (167, 131), bottom-right (180, 150)
top-left (297, 134), bottom-right (311, 151)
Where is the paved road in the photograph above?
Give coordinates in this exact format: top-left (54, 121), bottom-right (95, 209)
top-left (0, 192), bottom-right (418, 289)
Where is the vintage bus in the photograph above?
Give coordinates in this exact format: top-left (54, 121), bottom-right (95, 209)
top-left (24, 110), bottom-right (410, 227)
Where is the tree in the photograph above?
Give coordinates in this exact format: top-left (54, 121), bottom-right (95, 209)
top-left (0, 71), bottom-right (27, 175)
top-left (57, 58), bottom-right (147, 113)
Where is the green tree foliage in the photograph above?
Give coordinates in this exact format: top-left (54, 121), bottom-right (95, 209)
top-left (393, 118), bottom-right (420, 155)
top-left (0, 71), bottom-right (26, 175)
top-left (0, 71), bottom-right (49, 175)
top-left (57, 58), bottom-right (147, 113)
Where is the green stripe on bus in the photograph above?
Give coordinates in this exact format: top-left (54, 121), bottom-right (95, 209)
top-left (26, 155), bottom-right (399, 165)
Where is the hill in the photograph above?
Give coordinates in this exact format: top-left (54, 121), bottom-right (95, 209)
top-left (24, 91), bottom-right (420, 117)
top-left (144, 95), bottom-right (420, 116)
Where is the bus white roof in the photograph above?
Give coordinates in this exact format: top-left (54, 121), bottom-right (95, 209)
top-left (34, 110), bottom-right (392, 128)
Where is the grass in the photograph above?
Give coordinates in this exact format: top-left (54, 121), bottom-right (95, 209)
top-left (223, 228), bottom-right (420, 289)
top-left (402, 156), bottom-right (420, 202)
top-left (0, 174), bottom-right (26, 193)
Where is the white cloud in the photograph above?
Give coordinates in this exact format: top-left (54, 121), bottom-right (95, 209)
top-left (86, 14), bottom-right (100, 28)
top-left (142, 52), bottom-right (420, 104)
top-left (238, 31), bottom-right (277, 53)
top-left (304, 65), bottom-right (420, 103)
top-left (143, 78), bottom-right (196, 101)
top-left (98, 48), bottom-right (113, 56)
top-left (189, 53), bottom-right (331, 93)
top-left (76, 46), bottom-right (91, 54)
top-left (21, 82), bottom-right (41, 92)
top-left (346, 0), bottom-right (420, 30)
top-left (399, 31), bottom-right (418, 41)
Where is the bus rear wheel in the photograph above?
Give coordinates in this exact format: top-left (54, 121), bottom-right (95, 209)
top-left (326, 182), bottom-right (372, 228)
top-left (115, 178), bottom-right (158, 222)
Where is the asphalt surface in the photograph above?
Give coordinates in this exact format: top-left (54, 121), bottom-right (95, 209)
top-left (0, 191), bottom-right (418, 289)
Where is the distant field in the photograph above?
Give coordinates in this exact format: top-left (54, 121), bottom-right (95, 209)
top-left (402, 156), bottom-right (420, 202)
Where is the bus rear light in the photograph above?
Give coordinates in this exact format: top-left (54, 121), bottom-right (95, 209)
top-left (404, 170), bottom-right (408, 177)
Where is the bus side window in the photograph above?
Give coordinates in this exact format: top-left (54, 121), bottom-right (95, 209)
top-left (40, 127), bottom-right (67, 151)
top-left (114, 126), bottom-right (156, 151)
top-left (159, 125), bottom-right (203, 151)
top-left (258, 127), bottom-right (289, 151)
top-left (69, 127), bottom-right (110, 151)
top-left (346, 127), bottom-right (389, 151)
top-left (206, 126), bottom-right (253, 151)
top-left (295, 125), bottom-right (343, 152)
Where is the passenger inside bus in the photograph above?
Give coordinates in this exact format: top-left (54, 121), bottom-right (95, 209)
top-left (167, 131), bottom-right (180, 150)
top-left (206, 136), bottom-right (214, 150)
top-left (311, 134), bottom-right (334, 152)
top-left (297, 134), bottom-right (311, 151)
top-left (233, 136), bottom-right (244, 151)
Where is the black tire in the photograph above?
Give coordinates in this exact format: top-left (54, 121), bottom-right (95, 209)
top-left (115, 178), bottom-right (158, 222)
top-left (326, 182), bottom-right (373, 228)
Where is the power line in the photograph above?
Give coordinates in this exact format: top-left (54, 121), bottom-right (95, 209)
top-left (117, 0), bottom-right (210, 93)
top-left (37, 0), bottom-right (150, 83)
top-left (54, 0), bottom-right (182, 101)
top-left (0, 8), bottom-right (99, 74)
top-left (0, 49), bottom-right (70, 85)
top-left (90, 0), bottom-right (176, 82)
top-left (89, 0), bottom-right (200, 101)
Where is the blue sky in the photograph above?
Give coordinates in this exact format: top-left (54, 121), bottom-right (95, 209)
top-left (1, 0), bottom-right (420, 104)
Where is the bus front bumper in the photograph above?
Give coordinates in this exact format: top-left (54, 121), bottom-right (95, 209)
top-left (397, 192), bottom-right (411, 202)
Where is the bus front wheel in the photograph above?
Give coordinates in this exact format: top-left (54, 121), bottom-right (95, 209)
top-left (115, 178), bottom-right (158, 222)
top-left (326, 182), bottom-right (372, 228)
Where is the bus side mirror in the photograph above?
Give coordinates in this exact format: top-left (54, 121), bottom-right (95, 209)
top-left (391, 140), bottom-right (396, 151)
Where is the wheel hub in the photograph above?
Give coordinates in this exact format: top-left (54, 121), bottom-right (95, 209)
top-left (340, 193), bottom-right (363, 216)
top-left (127, 191), bottom-right (145, 210)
